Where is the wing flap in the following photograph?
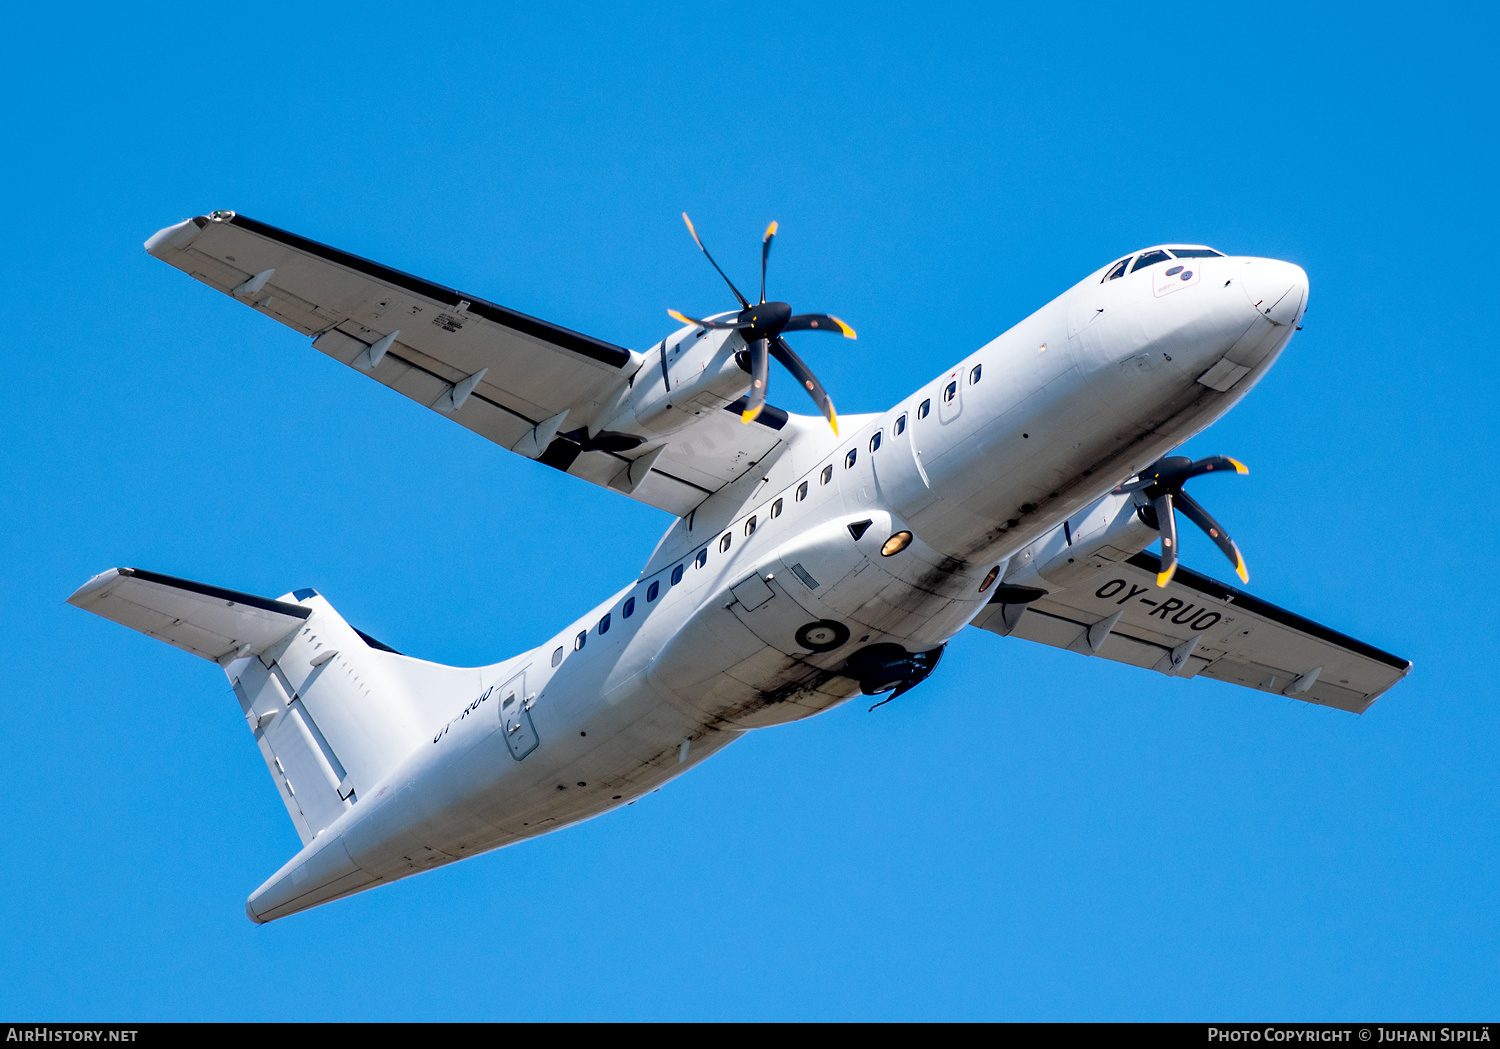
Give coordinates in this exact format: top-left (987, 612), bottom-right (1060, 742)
top-left (973, 551), bottom-right (1409, 713)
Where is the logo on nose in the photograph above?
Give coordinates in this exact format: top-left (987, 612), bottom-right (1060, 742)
top-left (1153, 264), bottom-right (1200, 297)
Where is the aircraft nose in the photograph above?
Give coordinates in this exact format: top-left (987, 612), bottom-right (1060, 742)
top-left (1238, 258), bottom-right (1309, 327)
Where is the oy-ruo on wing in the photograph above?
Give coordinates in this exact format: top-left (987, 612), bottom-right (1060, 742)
top-left (72, 215), bottom-right (1406, 922)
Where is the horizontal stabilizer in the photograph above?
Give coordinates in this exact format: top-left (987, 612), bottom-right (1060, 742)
top-left (67, 567), bottom-right (309, 663)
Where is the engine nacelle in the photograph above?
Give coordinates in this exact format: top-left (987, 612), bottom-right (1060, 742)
top-left (593, 325), bottom-right (752, 442)
top-left (1003, 489), bottom-right (1158, 591)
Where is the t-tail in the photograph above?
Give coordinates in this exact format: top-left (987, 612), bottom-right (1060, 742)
top-left (66, 567), bottom-right (483, 921)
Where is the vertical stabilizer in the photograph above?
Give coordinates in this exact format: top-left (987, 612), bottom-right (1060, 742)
top-left (226, 590), bottom-right (433, 844)
top-left (69, 570), bottom-right (444, 845)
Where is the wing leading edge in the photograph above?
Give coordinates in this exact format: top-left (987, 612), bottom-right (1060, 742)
top-left (972, 550), bottom-right (1410, 713)
top-left (145, 212), bottom-right (789, 516)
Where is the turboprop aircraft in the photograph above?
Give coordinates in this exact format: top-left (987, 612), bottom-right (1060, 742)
top-left (70, 211), bottom-right (1410, 923)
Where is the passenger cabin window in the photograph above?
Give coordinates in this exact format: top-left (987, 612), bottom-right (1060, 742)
top-left (869, 431), bottom-right (882, 453)
top-left (598, 613), bottom-right (611, 635)
top-left (695, 549), bottom-right (707, 569)
top-left (1131, 249), bottom-right (1172, 272)
top-left (719, 533), bottom-right (731, 553)
top-left (894, 414), bottom-right (907, 436)
top-left (970, 364), bottom-right (981, 385)
top-left (845, 449), bottom-right (857, 469)
top-left (552, 646), bottom-right (564, 667)
top-left (744, 515), bottom-right (757, 536)
top-left (943, 381), bottom-right (957, 403)
top-left (1166, 247), bottom-right (1225, 258)
top-left (917, 399), bottom-right (930, 419)
top-left (820, 465), bottom-right (833, 485)
top-left (647, 580), bottom-right (660, 601)
top-left (670, 565), bottom-right (684, 586)
top-left (770, 498), bottom-right (783, 518)
top-left (1103, 258), bottom-right (1130, 282)
top-left (623, 597), bottom-right (635, 618)
top-left (574, 630), bottom-right (587, 651)
top-left (796, 481), bottom-right (809, 501)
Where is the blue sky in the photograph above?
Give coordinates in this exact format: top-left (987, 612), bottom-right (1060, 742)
top-left (1, 1), bottom-right (1495, 1020)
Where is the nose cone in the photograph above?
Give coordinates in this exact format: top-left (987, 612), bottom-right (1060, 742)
top-left (1238, 258), bottom-right (1309, 327)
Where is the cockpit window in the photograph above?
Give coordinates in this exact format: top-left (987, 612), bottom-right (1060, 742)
top-left (1131, 249), bottom-right (1173, 272)
top-left (1102, 258), bottom-right (1130, 282)
top-left (1165, 247), bottom-right (1224, 258)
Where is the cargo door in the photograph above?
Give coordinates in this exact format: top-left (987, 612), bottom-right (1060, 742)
top-left (874, 411), bottom-right (938, 516)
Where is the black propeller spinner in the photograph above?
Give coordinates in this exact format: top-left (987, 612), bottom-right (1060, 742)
top-left (670, 214), bottom-right (855, 432)
top-left (1115, 455), bottom-right (1250, 587)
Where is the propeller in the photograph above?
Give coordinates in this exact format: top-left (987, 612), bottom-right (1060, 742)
top-left (1115, 455), bottom-right (1250, 587)
top-left (671, 213), bottom-right (855, 431)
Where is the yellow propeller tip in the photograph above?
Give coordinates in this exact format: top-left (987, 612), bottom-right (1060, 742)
top-left (829, 413), bottom-right (839, 436)
top-left (764, 220), bottom-right (778, 240)
top-left (1236, 558), bottom-right (1249, 584)
top-left (740, 412), bottom-right (756, 424)
top-left (1229, 457), bottom-right (1249, 474)
top-left (1156, 570), bottom-right (1175, 588)
top-left (830, 315), bottom-right (857, 339)
top-left (668, 309), bottom-right (690, 325)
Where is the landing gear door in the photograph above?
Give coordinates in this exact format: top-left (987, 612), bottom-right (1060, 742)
top-left (498, 671), bottom-right (538, 761)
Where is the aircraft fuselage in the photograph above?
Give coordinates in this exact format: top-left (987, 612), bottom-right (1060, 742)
top-left (244, 249), bottom-right (1309, 920)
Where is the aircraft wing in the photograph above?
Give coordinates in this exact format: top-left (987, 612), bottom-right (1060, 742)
top-left (145, 212), bottom-right (788, 516)
top-left (971, 550), bottom-right (1410, 713)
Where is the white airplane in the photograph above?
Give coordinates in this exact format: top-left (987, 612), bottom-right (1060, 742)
top-left (70, 211), bottom-right (1410, 923)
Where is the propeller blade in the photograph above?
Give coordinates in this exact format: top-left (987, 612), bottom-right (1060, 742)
top-left (681, 213), bottom-right (750, 309)
top-left (1153, 492), bottom-right (1178, 587)
top-left (760, 220), bottom-right (777, 305)
top-left (1173, 490), bottom-right (1249, 584)
top-left (771, 336), bottom-right (838, 434)
top-left (783, 313), bottom-right (857, 339)
top-left (1183, 455), bottom-right (1249, 482)
top-left (740, 338), bottom-right (770, 423)
top-left (667, 309), bottom-right (751, 330)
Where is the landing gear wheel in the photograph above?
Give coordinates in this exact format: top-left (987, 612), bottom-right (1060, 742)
top-left (795, 620), bottom-right (850, 653)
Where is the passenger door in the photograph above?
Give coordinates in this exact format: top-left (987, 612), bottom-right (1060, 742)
top-left (498, 670), bottom-right (538, 760)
